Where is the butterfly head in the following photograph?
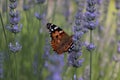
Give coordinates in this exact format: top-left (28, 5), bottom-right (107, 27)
top-left (46, 23), bottom-right (62, 33)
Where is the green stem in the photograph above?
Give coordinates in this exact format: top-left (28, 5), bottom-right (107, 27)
top-left (14, 53), bottom-right (18, 80)
top-left (110, 62), bottom-right (117, 80)
top-left (72, 67), bottom-right (77, 80)
top-left (90, 30), bottom-right (92, 80)
top-left (0, 12), bottom-right (8, 44)
top-left (6, 0), bottom-right (9, 24)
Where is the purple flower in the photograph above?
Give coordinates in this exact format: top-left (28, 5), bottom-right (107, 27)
top-left (7, 0), bottom-right (22, 53)
top-left (35, 12), bottom-right (43, 20)
top-left (86, 6), bottom-right (96, 13)
top-left (6, 24), bottom-right (22, 34)
top-left (84, 21), bottom-right (96, 30)
top-left (9, 10), bottom-right (19, 17)
top-left (117, 41), bottom-right (120, 53)
top-left (87, 0), bottom-right (96, 6)
top-left (9, 1), bottom-right (17, 9)
top-left (9, 11), bottom-right (20, 25)
top-left (46, 72), bottom-right (62, 80)
top-left (84, 0), bottom-right (96, 30)
top-left (23, 5), bottom-right (30, 11)
top-left (85, 12), bottom-right (96, 21)
top-left (68, 2), bottom-right (85, 68)
top-left (112, 55), bottom-right (119, 62)
top-left (97, 0), bottom-right (102, 5)
top-left (63, 0), bottom-right (70, 21)
top-left (75, 9), bottom-right (83, 19)
top-left (44, 54), bottom-right (64, 80)
top-left (42, 39), bottom-right (50, 59)
top-left (86, 43), bottom-right (96, 51)
top-left (79, 77), bottom-right (83, 80)
top-left (68, 52), bottom-right (84, 67)
top-left (73, 32), bottom-right (84, 41)
top-left (10, 16), bottom-right (20, 25)
top-left (8, 42), bottom-right (22, 53)
top-left (115, 0), bottom-right (120, 10)
top-left (35, 0), bottom-right (46, 4)
top-left (52, 72), bottom-right (62, 80)
top-left (9, 0), bottom-right (16, 2)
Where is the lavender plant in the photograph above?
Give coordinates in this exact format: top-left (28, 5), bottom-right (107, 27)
top-left (6, 0), bottom-right (22, 53)
top-left (22, 0), bottom-right (34, 11)
top-left (111, 1), bottom-right (120, 80)
top-left (34, 0), bottom-right (46, 33)
top-left (84, 0), bottom-right (96, 80)
top-left (67, 1), bottom-right (85, 80)
top-left (3, 0), bottom-right (23, 80)
top-left (43, 39), bottom-right (64, 80)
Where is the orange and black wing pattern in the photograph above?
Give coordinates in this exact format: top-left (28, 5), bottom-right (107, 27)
top-left (46, 23), bottom-right (73, 54)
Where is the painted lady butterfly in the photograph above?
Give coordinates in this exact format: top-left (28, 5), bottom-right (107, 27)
top-left (46, 23), bottom-right (73, 54)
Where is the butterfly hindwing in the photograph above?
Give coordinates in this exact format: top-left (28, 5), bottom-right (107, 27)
top-left (46, 23), bottom-right (73, 54)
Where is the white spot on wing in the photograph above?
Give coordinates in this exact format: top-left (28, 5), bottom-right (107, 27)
top-left (54, 27), bottom-right (58, 30)
top-left (51, 29), bottom-right (54, 31)
top-left (59, 31), bottom-right (63, 33)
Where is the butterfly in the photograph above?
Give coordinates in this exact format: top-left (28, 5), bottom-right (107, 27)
top-left (46, 23), bottom-right (73, 54)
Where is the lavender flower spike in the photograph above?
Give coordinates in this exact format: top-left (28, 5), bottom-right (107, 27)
top-left (9, 42), bottom-right (22, 53)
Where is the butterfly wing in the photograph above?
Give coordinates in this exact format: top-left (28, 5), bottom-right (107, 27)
top-left (47, 23), bottom-right (73, 54)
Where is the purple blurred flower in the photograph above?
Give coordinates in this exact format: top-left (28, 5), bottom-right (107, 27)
top-left (84, 21), bottom-right (96, 30)
top-left (68, 2), bottom-right (85, 68)
top-left (79, 77), bottom-right (84, 80)
top-left (7, 0), bottom-right (22, 53)
top-left (42, 39), bottom-right (64, 80)
top-left (87, 0), bottom-right (96, 6)
top-left (35, 12), bottom-right (43, 20)
top-left (9, 10), bottom-right (19, 17)
top-left (68, 52), bottom-right (84, 67)
top-left (9, 0), bottom-right (16, 2)
top-left (52, 72), bottom-right (62, 80)
top-left (84, 0), bottom-right (97, 30)
top-left (73, 32), bottom-right (84, 41)
top-left (35, 0), bottom-right (46, 4)
top-left (9, 11), bottom-right (20, 25)
top-left (112, 55), bottom-right (119, 62)
top-left (85, 12), bottom-right (96, 21)
top-left (86, 6), bottom-right (96, 13)
top-left (97, 0), bottom-right (102, 5)
top-left (9, 1), bottom-right (17, 9)
top-left (44, 54), bottom-right (64, 80)
top-left (8, 42), bottom-right (22, 53)
top-left (23, 5), bottom-right (30, 11)
top-left (10, 16), bottom-right (20, 25)
top-left (35, 12), bottom-right (47, 25)
top-left (86, 43), bottom-right (96, 51)
top-left (74, 9), bottom-right (83, 26)
top-left (6, 24), bottom-right (22, 34)
top-left (46, 72), bottom-right (62, 80)
top-left (117, 41), bottom-right (120, 53)
top-left (63, 0), bottom-right (70, 21)
top-left (115, 0), bottom-right (120, 10)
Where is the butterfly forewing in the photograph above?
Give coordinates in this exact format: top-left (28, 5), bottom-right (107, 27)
top-left (46, 23), bottom-right (73, 54)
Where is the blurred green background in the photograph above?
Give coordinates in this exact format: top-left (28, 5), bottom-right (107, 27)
top-left (0, 0), bottom-right (120, 80)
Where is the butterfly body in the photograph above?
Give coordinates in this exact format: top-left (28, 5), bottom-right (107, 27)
top-left (47, 23), bottom-right (73, 54)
